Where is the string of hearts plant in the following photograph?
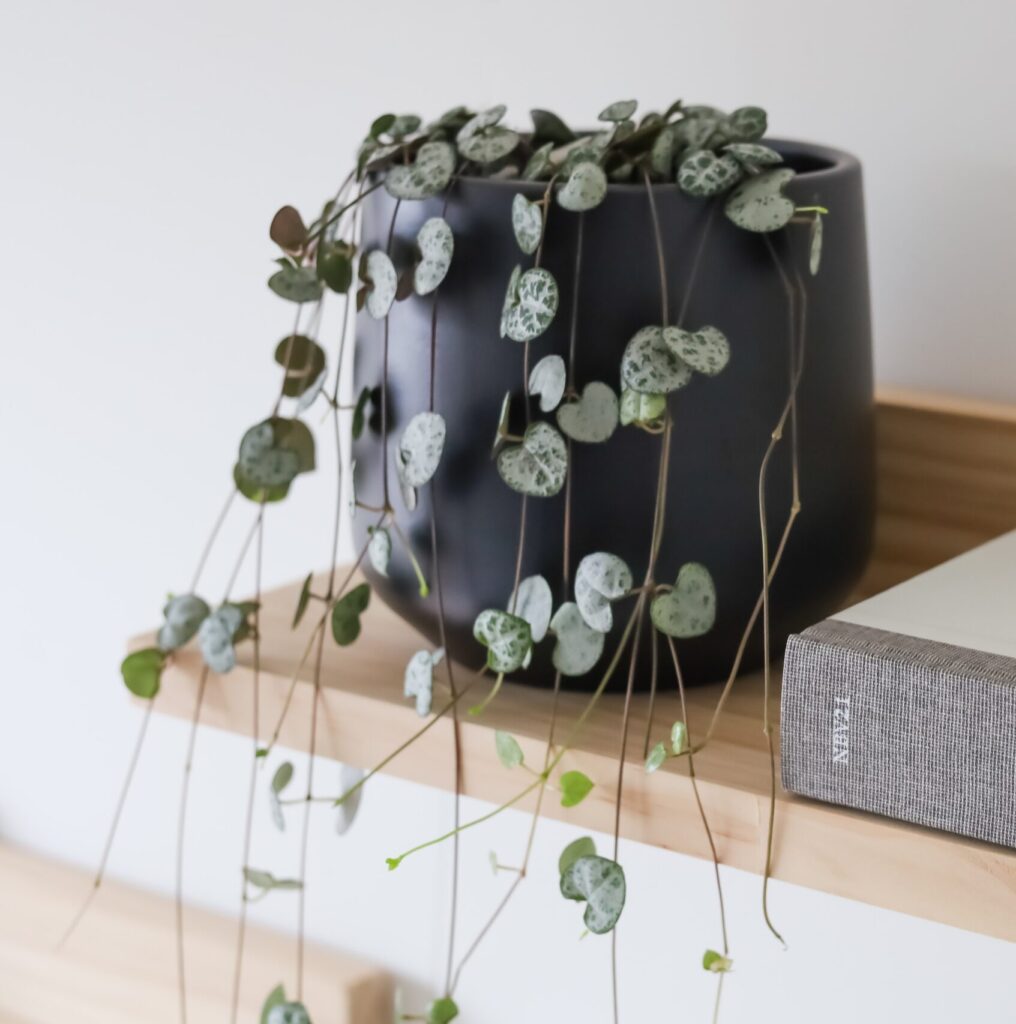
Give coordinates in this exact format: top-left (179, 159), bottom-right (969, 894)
top-left (81, 99), bottom-right (825, 1024)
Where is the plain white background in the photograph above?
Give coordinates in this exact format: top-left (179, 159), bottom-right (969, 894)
top-left (2, 0), bottom-right (1015, 1021)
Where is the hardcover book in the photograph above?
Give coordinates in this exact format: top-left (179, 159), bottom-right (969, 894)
top-left (781, 530), bottom-right (1016, 849)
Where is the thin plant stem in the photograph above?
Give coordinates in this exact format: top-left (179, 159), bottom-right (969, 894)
top-left (379, 199), bottom-right (402, 510)
top-left (642, 627), bottom-right (659, 760)
top-left (677, 204), bottom-right (717, 328)
top-left (189, 488), bottom-right (238, 593)
top-left (309, 179), bottom-right (384, 242)
top-left (643, 170), bottom-right (669, 325)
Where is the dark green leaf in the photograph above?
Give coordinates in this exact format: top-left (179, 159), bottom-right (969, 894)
top-left (274, 336), bottom-right (326, 398)
top-left (351, 386), bottom-right (371, 440)
top-left (369, 113), bottom-right (395, 139)
top-left (121, 647), bottom-right (165, 699)
top-left (292, 573), bottom-right (313, 629)
top-left (530, 109), bottom-right (576, 146)
top-left (316, 241), bottom-right (355, 293)
top-left (331, 583), bottom-right (371, 646)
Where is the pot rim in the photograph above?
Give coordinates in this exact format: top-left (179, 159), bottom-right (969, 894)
top-left (452, 137), bottom-right (859, 192)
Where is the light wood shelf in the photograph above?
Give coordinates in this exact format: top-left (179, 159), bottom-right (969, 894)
top-left (136, 390), bottom-right (1016, 943)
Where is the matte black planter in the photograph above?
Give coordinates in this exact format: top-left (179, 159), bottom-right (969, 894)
top-left (352, 139), bottom-right (874, 690)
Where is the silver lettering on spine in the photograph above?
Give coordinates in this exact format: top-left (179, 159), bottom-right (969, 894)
top-left (832, 695), bottom-right (850, 765)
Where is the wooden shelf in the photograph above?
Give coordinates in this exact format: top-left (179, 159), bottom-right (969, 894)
top-left (136, 390), bottom-right (1016, 943)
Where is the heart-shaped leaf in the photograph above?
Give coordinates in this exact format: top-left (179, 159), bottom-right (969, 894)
top-left (414, 217), bottom-right (454, 295)
top-left (473, 609), bottom-right (532, 674)
top-left (512, 193), bottom-right (543, 255)
top-left (158, 594), bottom-right (210, 652)
top-left (530, 109), bottom-right (575, 145)
top-left (619, 389), bottom-right (666, 427)
top-left (664, 325), bottom-right (730, 376)
top-left (403, 647), bottom-right (444, 717)
top-left (549, 602), bottom-right (604, 677)
top-left (528, 354), bottom-right (566, 412)
top-left (495, 730), bottom-right (524, 769)
top-left (703, 950), bottom-right (734, 973)
top-left (500, 266), bottom-right (522, 339)
top-left (559, 770), bottom-right (594, 807)
top-left (269, 206), bottom-right (307, 252)
top-left (557, 162), bottom-right (608, 212)
top-left (397, 411), bottom-right (446, 487)
top-left (316, 238), bottom-right (356, 294)
top-left (523, 141), bottom-right (556, 180)
top-left (363, 250), bottom-right (397, 319)
top-left (673, 115), bottom-right (720, 152)
top-left (198, 605), bottom-right (246, 673)
top-left (121, 647), bottom-right (165, 699)
top-left (260, 984), bottom-right (287, 1024)
top-left (274, 335), bottom-right (326, 398)
top-left (598, 99), bottom-right (637, 123)
top-left (723, 142), bottom-right (783, 169)
top-left (335, 763), bottom-right (364, 835)
top-left (426, 997), bottom-right (459, 1024)
top-left (266, 1000), bottom-right (311, 1024)
top-left (645, 741), bottom-right (667, 774)
top-left (496, 421), bottom-right (568, 497)
top-left (574, 552), bottom-right (633, 633)
top-left (331, 582), bottom-right (371, 646)
top-left (725, 105), bottom-right (767, 142)
top-left (556, 381), bottom-right (619, 444)
top-left (559, 836), bottom-right (597, 874)
top-left (724, 168), bottom-right (796, 233)
top-left (387, 113), bottom-right (421, 138)
top-left (559, 855), bottom-right (626, 934)
top-left (651, 563), bottom-right (716, 638)
top-left (367, 526), bottom-right (391, 576)
top-left (456, 105), bottom-right (507, 140)
top-left (384, 140), bottom-right (455, 200)
top-left (677, 150), bottom-right (742, 197)
top-left (234, 418), bottom-right (315, 503)
top-left (459, 126), bottom-right (520, 164)
top-left (268, 265), bottom-right (322, 303)
top-left (810, 213), bottom-right (823, 276)
top-left (620, 326), bottom-right (692, 395)
top-left (503, 267), bottom-right (559, 342)
top-left (508, 574), bottom-right (553, 642)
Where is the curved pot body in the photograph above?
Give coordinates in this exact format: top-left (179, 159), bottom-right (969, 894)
top-left (352, 139), bottom-right (874, 690)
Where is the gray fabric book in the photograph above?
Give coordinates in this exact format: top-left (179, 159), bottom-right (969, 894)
top-left (781, 531), bottom-right (1016, 849)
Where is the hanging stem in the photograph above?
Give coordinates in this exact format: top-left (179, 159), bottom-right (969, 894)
top-left (379, 199), bottom-right (402, 510)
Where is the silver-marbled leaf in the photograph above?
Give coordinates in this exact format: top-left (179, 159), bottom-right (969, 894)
top-left (560, 855), bottom-right (626, 934)
top-left (397, 411), bottom-right (445, 487)
top-left (619, 389), bottom-right (666, 426)
top-left (620, 326), bottom-right (692, 395)
top-left (496, 421), bottom-right (568, 497)
top-left (598, 99), bottom-right (637, 123)
top-left (523, 141), bottom-right (556, 180)
top-left (403, 647), bottom-right (444, 717)
top-left (724, 168), bottom-right (796, 233)
top-left (458, 126), bottom-right (520, 165)
top-left (268, 265), bottom-right (322, 304)
top-left (650, 562), bottom-right (717, 638)
top-left (725, 105), bottom-right (767, 142)
top-left (557, 162), bottom-right (608, 212)
top-left (456, 105), bottom-right (507, 141)
top-left (473, 610), bottom-right (532, 674)
top-left (677, 150), bottom-right (742, 198)
top-left (723, 142), bottom-right (783, 169)
top-left (198, 604), bottom-right (245, 674)
top-left (503, 267), bottom-right (559, 342)
top-left (512, 193), bottom-right (543, 254)
top-left (364, 250), bottom-right (397, 319)
top-left (663, 325), bottom-right (730, 377)
top-left (550, 602), bottom-right (604, 677)
top-left (159, 594), bottom-right (210, 652)
top-left (413, 217), bottom-right (454, 295)
top-left (556, 381), bottom-right (618, 444)
top-left (367, 526), bottom-right (391, 576)
top-left (384, 141), bottom-right (455, 200)
top-left (574, 552), bottom-right (633, 633)
top-left (528, 354), bottom-right (566, 412)
top-left (508, 574), bottom-right (553, 643)
top-left (500, 265), bottom-right (521, 339)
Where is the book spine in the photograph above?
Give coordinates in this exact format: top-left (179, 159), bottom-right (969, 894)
top-left (781, 619), bottom-right (1016, 850)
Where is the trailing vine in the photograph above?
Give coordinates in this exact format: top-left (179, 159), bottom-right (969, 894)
top-left (82, 98), bottom-right (827, 1024)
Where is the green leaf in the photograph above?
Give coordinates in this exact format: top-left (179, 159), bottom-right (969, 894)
top-left (645, 741), bottom-right (667, 774)
top-left (523, 141), bottom-right (556, 180)
top-left (650, 123), bottom-right (681, 177)
top-left (292, 573), bottom-right (313, 628)
top-left (559, 770), bottom-right (594, 808)
top-left (271, 761), bottom-right (294, 794)
top-left (121, 647), bottom-right (165, 699)
top-left (574, 552), bottom-right (633, 633)
top-left (511, 193), bottom-right (543, 255)
top-left (414, 217), bottom-right (454, 295)
top-left (528, 354), bottom-right (566, 413)
top-left (269, 206), bottom-right (307, 252)
top-left (403, 647), bottom-right (444, 717)
top-left (620, 326), bottom-right (692, 395)
top-left (724, 168), bottom-right (797, 233)
top-left (457, 105), bottom-right (507, 140)
top-left (158, 594), bottom-right (210, 652)
top-left (557, 162), bottom-right (608, 212)
top-left (703, 949), bottom-right (734, 973)
top-left (549, 602), bottom-right (604, 677)
top-left (492, 390), bottom-right (512, 454)
top-left (316, 240), bottom-right (355, 293)
top-left (725, 105), bottom-right (767, 142)
top-left (426, 997), bottom-right (459, 1024)
top-left (244, 867), bottom-right (303, 892)
top-left (495, 730), bottom-right (524, 768)
top-left (234, 418), bottom-right (316, 503)
top-left (598, 99), bottom-right (637, 123)
top-left (367, 526), bottom-right (391, 576)
top-left (260, 984), bottom-right (287, 1024)
top-left (619, 389), bottom-right (666, 427)
top-left (458, 126), bottom-right (520, 165)
top-left (530, 109), bottom-right (576, 145)
top-left (363, 250), bottom-right (398, 319)
top-left (397, 411), bottom-right (446, 487)
top-left (268, 265), bottom-right (323, 304)
top-left (651, 563), bottom-right (717, 639)
top-left (556, 381), bottom-right (619, 444)
top-left (331, 582), bottom-right (371, 646)
top-left (384, 140), bottom-right (455, 200)
top-left (508, 574), bottom-right (553, 643)
top-left (274, 335), bottom-right (326, 398)
top-left (496, 421), bottom-right (568, 498)
top-left (671, 721), bottom-right (688, 754)
top-left (369, 113), bottom-right (395, 139)
top-left (663, 325), bottom-right (730, 377)
top-left (810, 213), bottom-right (823, 276)
top-left (723, 142), bottom-right (783, 169)
top-left (472, 609), bottom-right (533, 674)
top-left (502, 267), bottom-right (559, 342)
top-left (266, 1001), bottom-right (311, 1024)
top-left (388, 113), bottom-right (421, 138)
top-left (351, 386), bottom-right (371, 440)
top-left (558, 836), bottom-right (597, 875)
top-left (559, 855), bottom-right (626, 934)
top-left (677, 150), bottom-right (742, 198)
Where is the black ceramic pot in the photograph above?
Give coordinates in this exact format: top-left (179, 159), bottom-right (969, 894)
top-left (352, 139), bottom-right (874, 690)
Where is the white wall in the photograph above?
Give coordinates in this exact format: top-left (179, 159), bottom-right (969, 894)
top-left (2, 0), bottom-right (1014, 1020)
